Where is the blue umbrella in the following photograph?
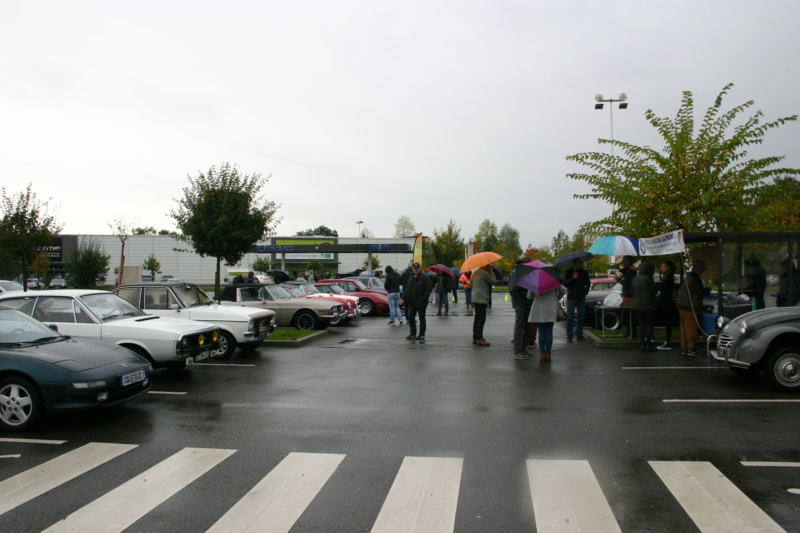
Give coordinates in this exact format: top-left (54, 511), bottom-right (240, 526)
top-left (588, 235), bottom-right (640, 256)
top-left (266, 269), bottom-right (290, 283)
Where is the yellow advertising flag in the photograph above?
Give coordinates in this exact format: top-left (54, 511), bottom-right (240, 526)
top-left (413, 233), bottom-right (424, 266)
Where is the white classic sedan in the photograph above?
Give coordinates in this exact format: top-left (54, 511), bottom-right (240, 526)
top-left (112, 282), bottom-right (276, 359)
top-left (0, 290), bottom-right (220, 368)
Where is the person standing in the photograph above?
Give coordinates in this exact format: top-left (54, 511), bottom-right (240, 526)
top-left (509, 257), bottom-right (533, 359)
top-left (400, 263), bottom-right (432, 340)
top-left (632, 262), bottom-right (658, 352)
top-left (451, 270), bottom-right (459, 304)
top-left (471, 264), bottom-right (500, 346)
top-left (460, 271), bottom-right (473, 308)
top-left (656, 260), bottom-right (677, 350)
top-left (383, 265), bottom-right (404, 325)
top-left (436, 272), bottom-right (452, 316)
top-left (527, 287), bottom-right (563, 362)
top-left (616, 255), bottom-right (638, 338)
top-left (743, 259), bottom-right (767, 310)
top-left (562, 258), bottom-right (591, 342)
top-left (677, 260), bottom-right (707, 356)
top-left (776, 260), bottom-right (800, 307)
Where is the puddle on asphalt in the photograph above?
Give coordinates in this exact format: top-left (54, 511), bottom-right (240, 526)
top-left (339, 338), bottom-right (365, 344)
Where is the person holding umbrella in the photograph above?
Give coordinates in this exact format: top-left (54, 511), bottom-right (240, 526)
top-left (471, 264), bottom-right (501, 346)
top-left (508, 256), bottom-right (533, 359)
top-left (562, 258), bottom-right (591, 342)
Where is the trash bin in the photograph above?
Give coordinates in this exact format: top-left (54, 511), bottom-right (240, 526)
top-left (700, 313), bottom-right (718, 335)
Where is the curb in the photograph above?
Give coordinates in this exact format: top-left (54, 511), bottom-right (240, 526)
top-left (261, 329), bottom-right (330, 347)
top-left (584, 331), bottom-right (639, 349)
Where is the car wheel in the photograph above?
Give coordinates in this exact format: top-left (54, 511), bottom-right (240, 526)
top-left (601, 310), bottom-right (621, 330)
top-left (293, 310), bottom-right (321, 330)
top-left (0, 377), bottom-right (42, 432)
top-left (765, 347), bottom-right (800, 391)
top-left (213, 330), bottom-right (237, 359)
top-left (358, 299), bottom-right (375, 316)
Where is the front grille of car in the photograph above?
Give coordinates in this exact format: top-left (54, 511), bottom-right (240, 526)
top-left (717, 333), bottom-right (735, 356)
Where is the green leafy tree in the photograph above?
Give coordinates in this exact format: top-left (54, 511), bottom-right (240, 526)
top-left (306, 259), bottom-right (323, 278)
top-left (474, 219), bottom-right (498, 252)
top-left (362, 255), bottom-right (380, 271)
top-left (751, 177), bottom-right (800, 231)
top-left (251, 256), bottom-right (272, 274)
top-left (67, 239), bottom-right (110, 288)
top-left (493, 242), bottom-right (519, 276)
top-left (497, 223), bottom-right (522, 259)
top-left (142, 254), bottom-right (162, 280)
top-left (0, 183), bottom-right (62, 291)
top-left (171, 162), bottom-right (281, 295)
top-left (31, 251), bottom-right (50, 282)
top-left (296, 225), bottom-right (338, 236)
top-left (360, 226), bottom-right (375, 238)
top-left (430, 220), bottom-right (464, 267)
top-left (567, 83), bottom-right (800, 235)
top-left (134, 226), bottom-right (158, 235)
top-left (394, 215), bottom-right (417, 238)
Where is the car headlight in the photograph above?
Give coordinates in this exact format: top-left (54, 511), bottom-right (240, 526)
top-left (73, 380), bottom-right (107, 389)
top-left (716, 316), bottom-right (730, 329)
top-left (198, 334), bottom-right (206, 346)
top-left (740, 321), bottom-right (748, 336)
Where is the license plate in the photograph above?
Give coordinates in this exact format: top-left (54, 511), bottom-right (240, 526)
top-left (194, 348), bottom-right (210, 362)
top-left (120, 369), bottom-right (146, 387)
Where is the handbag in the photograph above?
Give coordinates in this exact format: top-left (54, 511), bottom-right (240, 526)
top-left (556, 306), bottom-right (566, 322)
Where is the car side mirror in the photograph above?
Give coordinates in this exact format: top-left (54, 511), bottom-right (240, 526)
top-left (48, 324), bottom-right (59, 332)
top-left (170, 303), bottom-right (180, 310)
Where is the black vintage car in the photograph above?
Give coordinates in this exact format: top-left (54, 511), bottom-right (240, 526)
top-left (0, 307), bottom-right (152, 431)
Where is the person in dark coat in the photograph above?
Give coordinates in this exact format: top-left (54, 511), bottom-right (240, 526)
top-left (383, 265), bottom-right (404, 325)
top-left (776, 260), bottom-right (800, 307)
top-left (743, 259), bottom-right (767, 310)
top-left (562, 258), bottom-right (591, 342)
top-left (677, 259), bottom-right (707, 356)
top-left (509, 257), bottom-right (533, 359)
top-left (656, 260), bottom-right (677, 350)
top-left (616, 255), bottom-right (638, 338)
top-left (632, 262), bottom-right (658, 352)
top-left (400, 263), bottom-right (432, 340)
top-left (435, 272), bottom-right (452, 315)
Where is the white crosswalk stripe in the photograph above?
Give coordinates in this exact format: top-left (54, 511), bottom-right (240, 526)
top-left (43, 447), bottom-right (235, 533)
top-left (0, 442), bottom-right (793, 532)
top-left (0, 442), bottom-right (136, 517)
top-left (371, 456), bottom-right (463, 533)
top-left (207, 452), bottom-right (345, 533)
top-left (649, 460), bottom-right (787, 533)
top-left (527, 459), bottom-right (622, 533)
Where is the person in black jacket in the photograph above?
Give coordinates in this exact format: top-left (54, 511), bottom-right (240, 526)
top-left (743, 259), bottom-right (767, 310)
top-left (616, 255), bottom-right (638, 338)
top-left (563, 258), bottom-right (591, 342)
top-left (383, 265), bottom-right (404, 325)
top-left (656, 260), bottom-right (677, 350)
top-left (509, 256), bottom-right (533, 359)
top-left (632, 262), bottom-right (658, 352)
top-left (400, 263), bottom-right (432, 340)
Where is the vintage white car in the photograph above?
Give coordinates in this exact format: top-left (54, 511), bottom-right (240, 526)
top-left (112, 282), bottom-right (275, 359)
top-left (0, 290), bottom-right (220, 368)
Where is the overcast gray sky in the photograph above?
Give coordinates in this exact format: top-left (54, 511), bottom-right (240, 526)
top-left (2, 1), bottom-right (798, 250)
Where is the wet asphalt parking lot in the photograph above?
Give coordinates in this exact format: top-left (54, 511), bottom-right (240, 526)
top-left (1, 297), bottom-right (799, 532)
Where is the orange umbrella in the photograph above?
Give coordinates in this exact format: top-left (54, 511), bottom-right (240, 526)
top-left (460, 251), bottom-right (503, 271)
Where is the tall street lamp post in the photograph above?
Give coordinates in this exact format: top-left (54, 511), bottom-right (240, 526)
top-left (594, 92), bottom-right (628, 156)
top-left (356, 220), bottom-right (363, 271)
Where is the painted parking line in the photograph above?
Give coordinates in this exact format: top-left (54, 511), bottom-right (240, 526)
top-left (372, 456), bottom-right (463, 533)
top-left (623, 366), bottom-right (727, 370)
top-left (147, 391), bottom-right (188, 395)
top-left (0, 455), bottom-right (21, 459)
top-left (650, 461), bottom-right (786, 533)
top-left (0, 442), bottom-right (137, 516)
top-left (43, 447), bottom-right (235, 533)
top-left (0, 438), bottom-right (65, 444)
top-left (208, 452), bottom-right (345, 533)
top-left (195, 363), bottom-right (256, 367)
top-left (663, 399), bottom-right (800, 403)
top-left (527, 459), bottom-right (622, 533)
top-left (742, 462), bottom-right (800, 468)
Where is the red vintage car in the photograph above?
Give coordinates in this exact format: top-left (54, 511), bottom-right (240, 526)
top-left (315, 280), bottom-right (390, 316)
top-left (281, 282), bottom-right (360, 325)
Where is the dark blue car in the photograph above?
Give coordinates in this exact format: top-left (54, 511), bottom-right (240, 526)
top-left (0, 307), bottom-right (152, 431)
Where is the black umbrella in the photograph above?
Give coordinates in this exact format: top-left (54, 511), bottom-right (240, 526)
top-left (266, 270), bottom-right (290, 283)
top-left (554, 251), bottom-right (594, 268)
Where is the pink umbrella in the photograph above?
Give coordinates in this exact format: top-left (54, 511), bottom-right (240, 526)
top-left (513, 260), bottom-right (562, 294)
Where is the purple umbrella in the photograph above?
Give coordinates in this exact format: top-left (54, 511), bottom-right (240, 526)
top-left (513, 260), bottom-right (562, 295)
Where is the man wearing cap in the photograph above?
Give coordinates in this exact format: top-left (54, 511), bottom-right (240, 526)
top-left (400, 262), bottom-right (432, 340)
top-left (509, 256), bottom-right (533, 359)
top-left (677, 259), bottom-right (707, 356)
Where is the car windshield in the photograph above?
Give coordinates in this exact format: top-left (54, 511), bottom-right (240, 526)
top-left (0, 281), bottom-right (23, 292)
top-left (80, 293), bottom-right (146, 322)
top-left (326, 285), bottom-right (346, 294)
top-left (302, 285), bottom-right (320, 295)
top-left (351, 279), bottom-right (368, 290)
top-left (268, 286), bottom-right (293, 300)
top-left (0, 308), bottom-right (65, 344)
top-left (286, 287), bottom-right (303, 297)
top-left (173, 284), bottom-right (214, 307)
